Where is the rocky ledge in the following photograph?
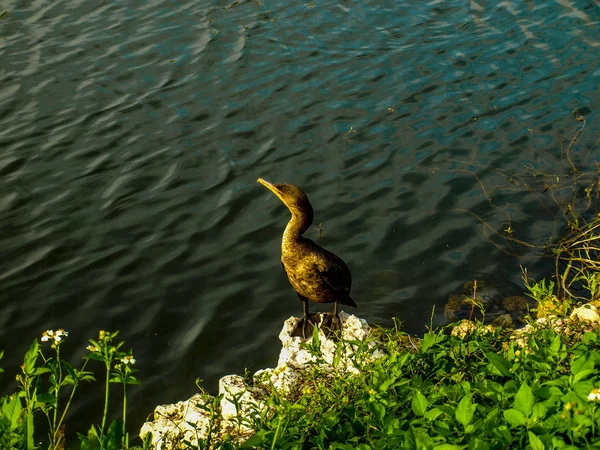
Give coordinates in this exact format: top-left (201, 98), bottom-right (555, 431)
top-left (139, 312), bottom-right (378, 449)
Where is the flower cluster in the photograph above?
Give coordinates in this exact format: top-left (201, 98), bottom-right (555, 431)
top-left (40, 329), bottom-right (68, 347)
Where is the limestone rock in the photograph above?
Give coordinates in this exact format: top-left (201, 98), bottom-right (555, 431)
top-left (570, 304), bottom-right (600, 323)
top-left (140, 312), bottom-right (376, 449)
top-left (139, 394), bottom-right (214, 450)
top-left (277, 311), bottom-right (378, 374)
top-left (450, 320), bottom-right (496, 338)
top-left (512, 304), bottom-right (600, 347)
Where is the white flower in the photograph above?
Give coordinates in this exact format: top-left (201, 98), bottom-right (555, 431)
top-left (41, 330), bottom-right (54, 342)
top-left (41, 329), bottom-right (68, 345)
top-left (588, 388), bottom-right (600, 402)
top-left (121, 355), bottom-right (136, 365)
top-left (55, 329), bottom-right (68, 338)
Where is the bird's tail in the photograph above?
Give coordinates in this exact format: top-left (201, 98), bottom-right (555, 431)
top-left (339, 292), bottom-right (357, 308)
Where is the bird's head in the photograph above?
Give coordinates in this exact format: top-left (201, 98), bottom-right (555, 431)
top-left (257, 178), bottom-right (314, 225)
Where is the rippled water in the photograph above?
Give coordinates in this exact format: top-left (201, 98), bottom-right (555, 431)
top-left (1, 0), bottom-right (599, 441)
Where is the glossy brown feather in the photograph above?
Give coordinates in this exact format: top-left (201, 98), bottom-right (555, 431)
top-left (258, 178), bottom-right (356, 309)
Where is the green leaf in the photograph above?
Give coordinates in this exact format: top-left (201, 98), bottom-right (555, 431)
top-left (570, 353), bottom-right (594, 376)
top-left (32, 367), bottom-right (52, 376)
top-left (424, 407), bottom-right (443, 421)
top-left (106, 419), bottom-right (124, 450)
top-left (370, 402), bottom-right (386, 424)
top-left (514, 382), bottom-right (534, 417)
top-left (85, 352), bottom-right (104, 362)
top-left (549, 334), bottom-right (563, 354)
top-left (455, 394), bottom-right (476, 428)
top-left (310, 324), bottom-right (320, 352)
top-left (332, 344), bottom-right (342, 368)
top-left (485, 352), bottom-right (512, 377)
top-left (36, 393), bottom-right (57, 406)
top-left (61, 361), bottom-right (77, 386)
top-left (528, 431), bottom-right (545, 450)
top-left (483, 406), bottom-right (500, 428)
top-left (240, 430), bottom-right (267, 447)
top-left (380, 375), bottom-right (398, 392)
top-left (572, 369), bottom-right (594, 384)
top-left (503, 408), bottom-right (526, 427)
top-left (532, 402), bottom-right (547, 421)
top-left (582, 332), bottom-right (597, 344)
top-left (1, 396), bottom-right (23, 428)
top-left (23, 339), bottom-right (40, 375)
top-left (420, 332), bottom-right (443, 353)
top-left (411, 390), bottom-right (429, 416)
top-left (78, 425), bottom-right (101, 450)
top-left (468, 437), bottom-right (490, 450)
top-left (435, 445), bottom-right (465, 450)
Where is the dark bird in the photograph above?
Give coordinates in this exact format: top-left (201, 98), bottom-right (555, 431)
top-left (257, 178), bottom-right (356, 338)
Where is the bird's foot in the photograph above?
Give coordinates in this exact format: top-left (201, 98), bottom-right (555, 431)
top-left (291, 315), bottom-right (316, 339)
top-left (321, 313), bottom-right (342, 340)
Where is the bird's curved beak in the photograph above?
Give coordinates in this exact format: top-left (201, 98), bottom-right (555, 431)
top-left (258, 178), bottom-right (286, 204)
top-left (257, 178), bottom-right (274, 190)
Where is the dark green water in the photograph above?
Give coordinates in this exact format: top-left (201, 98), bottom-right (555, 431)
top-left (1, 0), bottom-right (599, 442)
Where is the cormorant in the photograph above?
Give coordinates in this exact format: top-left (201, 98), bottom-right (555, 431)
top-left (257, 178), bottom-right (356, 338)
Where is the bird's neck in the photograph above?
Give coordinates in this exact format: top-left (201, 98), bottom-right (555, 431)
top-left (282, 211), bottom-right (311, 248)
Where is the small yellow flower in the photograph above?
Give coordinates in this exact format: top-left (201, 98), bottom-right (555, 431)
top-left (588, 388), bottom-right (600, 402)
top-left (86, 345), bottom-right (98, 352)
top-left (565, 401), bottom-right (577, 410)
top-left (368, 388), bottom-right (376, 396)
top-left (121, 355), bottom-right (136, 365)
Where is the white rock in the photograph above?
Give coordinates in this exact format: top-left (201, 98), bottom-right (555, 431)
top-left (219, 375), bottom-right (261, 421)
top-left (255, 365), bottom-right (300, 393)
top-left (139, 394), bottom-right (213, 450)
top-left (277, 311), bottom-right (377, 374)
top-left (570, 304), bottom-right (600, 323)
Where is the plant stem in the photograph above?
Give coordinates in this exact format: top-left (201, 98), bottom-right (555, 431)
top-left (100, 363), bottom-right (110, 450)
top-left (52, 347), bottom-right (62, 437)
top-left (53, 359), bottom-right (90, 446)
top-left (122, 383), bottom-right (128, 448)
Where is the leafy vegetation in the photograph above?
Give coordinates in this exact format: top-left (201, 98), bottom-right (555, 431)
top-left (0, 330), bottom-right (140, 450)
top-left (230, 308), bottom-right (600, 449)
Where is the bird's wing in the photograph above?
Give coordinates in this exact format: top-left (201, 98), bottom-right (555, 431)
top-left (318, 267), bottom-right (348, 292)
top-left (315, 253), bottom-right (352, 293)
top-left (320, 268), bottom-right (357, 307)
